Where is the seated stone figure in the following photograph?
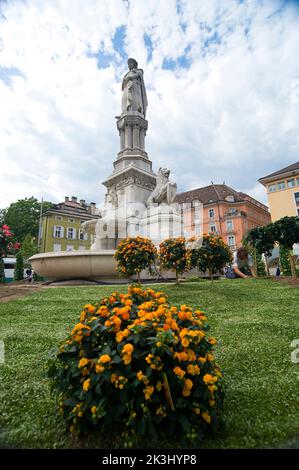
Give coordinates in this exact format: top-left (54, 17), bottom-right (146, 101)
top-left (147, 167), bottom-right (177, 206)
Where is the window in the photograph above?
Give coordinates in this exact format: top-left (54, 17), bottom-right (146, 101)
top-left (225, 195), bottom-right (235, 202)
top-left (226, 220), bottom-right (233, 231)
top-left (53, 243), bottom-right (61, 252)
top-left (68, 218), bottom-right (75, 223)
top-left (294, 192), bottom-right (299, 205)
top-left (227, 235), bottom-right (235, 246)
top-left (67, 227), bottom-right (76, 239)
top-left (228, 207), bottom-right (237, 214)
top-left (277, 181), bottom-right (286, 190)
top-left (209, 208), bottom-right (215, 219)
top-left (210, 224), bottom-right (217, 233)
top-left (53, 225), bottom-right (63, 238)
top-left (296, 178), bottom-right (299, 186)
top-left (287, 179), bottom-right (295, 188)
top-left (79, 229), bottom-right (87, 240)
top-left (66, 244), bottom-right (74, 251)
top-left (55, 216), bottom-right (62, 221)
top-left (268, 184), bottom-right (276, 193)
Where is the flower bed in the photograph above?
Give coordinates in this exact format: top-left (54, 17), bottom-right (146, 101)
top-left (48, 286), bottom-right (224, 445)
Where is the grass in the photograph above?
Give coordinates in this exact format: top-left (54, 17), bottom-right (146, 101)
top-left (0, 278), bottom-right (298, 448)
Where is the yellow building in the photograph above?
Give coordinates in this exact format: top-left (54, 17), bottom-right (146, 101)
top-left (259, 161), bottom-right (299, 222)
top-left (40, 196), bottom-right (100, 253)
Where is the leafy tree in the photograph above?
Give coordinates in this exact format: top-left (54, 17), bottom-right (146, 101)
top-left (3, 197), bottom-right (53, 243)
top-left (114, 237), bottom-right (157, 283)
top-left (159, 237), bottom-right (188, 284)
top-left (279, 246), bottom-right (292, 276)
top-left (270, 216), bottom-right (299, 279)
top-left (242, 238), bottom-right (266, 277)
top-left (14, 251), bottom-right (24, 281)
top-left (190, 234), bottom-right (232, 282)
top-left (20, 234), bottom-right (38, 266)
top-left (244, 226), bottom-right (275, 276)
top-left (0, 208), bottom-right (6, 226)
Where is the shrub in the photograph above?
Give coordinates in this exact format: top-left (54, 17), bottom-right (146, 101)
top-left (159, 237), bottom-right (188, 284)
top-left (48, 286), bottom-right (224, 446)
top-left (279, 246), bottom-right (292, 276)
top-left (14, 251), bottom-right (24, 281)
top-left (114, 237), bottom-right (157, 282)
top-left (188, 234), bottom-right (232, 281)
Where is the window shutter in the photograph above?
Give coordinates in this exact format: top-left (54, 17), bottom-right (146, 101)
top-left (61, 226), bottom-right (64, 238)
top-left (73, 228), bottom-right (76, 240)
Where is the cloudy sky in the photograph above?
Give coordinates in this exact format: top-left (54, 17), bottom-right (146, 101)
top-left (1, 0), bottom-right (299, 209)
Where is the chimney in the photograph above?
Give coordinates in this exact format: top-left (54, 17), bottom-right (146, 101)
top-left (80, 199), bottom-right (85, 206)
top-left (65, 196), bottom-right (69, 202)
top-left (71, 196), bottom-right (77, 203)
top-left (90, 202), bottom-right (96, 215)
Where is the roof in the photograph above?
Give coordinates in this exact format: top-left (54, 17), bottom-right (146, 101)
top-left (43, 200), bottom-right (100, 219)
top-left (175, 184), bottom-right (269, 211)
top-left (259, 161), bottom-right (299, 182)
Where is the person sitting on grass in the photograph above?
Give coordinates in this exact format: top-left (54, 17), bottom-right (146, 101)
top-left (232, 247), bottom-right (256, 279)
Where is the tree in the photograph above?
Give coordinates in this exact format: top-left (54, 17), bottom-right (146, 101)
top-left (3, 197), bottom-right (53, 243)
top-left (189, 234), bottom-right (232, 282)
top-left (244, 226), bottom-right (275, 276)
top-left (14, 251), bottom-right (24, 281)
top-left (114, 236), bottom-right (157, 283)
top-left (270, 216), bottom-right (299, 280)
top-left (20, 234), bottom-right (38, 266)
top-left (159, 237), bottom-right (188, 284)
top-left (279, 246), bottom-right (292, 276)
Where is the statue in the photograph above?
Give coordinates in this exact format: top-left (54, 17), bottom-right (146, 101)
top-left (105, 187), bottom-right (118, 208)
top-left (147, 168), bottom-right (177, 206)
top-left (121, 58), bottom-right (148, 117)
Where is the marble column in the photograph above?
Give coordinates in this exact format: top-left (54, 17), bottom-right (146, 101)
top-left (133, 124), bottom-right (140, 148)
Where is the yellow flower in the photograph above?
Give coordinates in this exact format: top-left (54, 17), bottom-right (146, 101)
top-left (83, 378), bottom-right (91, 392)
top-left (98, 354), bottom-right (111, 364)
top-left (181, 338), bottom-right (190, 347)
top-left (202, 411), bottom-right (211, 424)
top-left (144, 385), bottom-right (155, 400)
top-left (78, 358), bottom-right (89, 368)
top-left (184, 378), bottom-right (193, 390)
top-left (91, 406), bottom-right (97, 415)
top-left (173, 366), bottom-right (185, 379)
top-left (194, 407), bottom-right (201, 415)
top-left (122, 343), bottom-right (134, 354)
top-left (209, 337), bottom-right (217, 345)
top-left (95, 364), bottom-right (104, 374)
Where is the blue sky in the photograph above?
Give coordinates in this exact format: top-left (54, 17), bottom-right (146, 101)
top-left (0, 0), bottom-right (299, 208)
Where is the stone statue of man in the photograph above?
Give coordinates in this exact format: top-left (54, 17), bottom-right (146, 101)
top-left (121, 58), bottom-right (148, 117)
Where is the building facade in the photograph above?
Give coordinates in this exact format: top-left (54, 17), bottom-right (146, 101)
top-left (175, 184), bottom-right (271, 251)
top-left (258, 161), bottom-right (299, 222)
top-left (40, 196), bottom-right (100, 253)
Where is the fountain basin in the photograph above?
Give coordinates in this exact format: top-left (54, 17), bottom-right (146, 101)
top-left (29, 250), bottom-right (117, 281)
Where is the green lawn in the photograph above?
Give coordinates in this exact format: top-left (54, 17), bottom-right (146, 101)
top-left (0, 279), bottom-right (298, 448)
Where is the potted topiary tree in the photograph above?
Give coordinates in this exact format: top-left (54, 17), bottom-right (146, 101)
top-left (189, 234), bottom-right (232, 282)
top-left (114, 236), bottom-right (157, 283)
top-left (159, 237), bottom-right (188, 285)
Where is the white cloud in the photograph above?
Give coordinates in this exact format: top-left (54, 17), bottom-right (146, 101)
top-left (0, 0), bottom-right (299, 208)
